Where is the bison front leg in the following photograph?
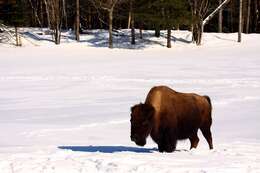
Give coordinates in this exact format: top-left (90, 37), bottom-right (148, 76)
top-left (158, 127), bottom-right (177, 152)
top-left (158, 143), bottom-right (165, 153)
top-left (158, 140), bottom-right (176, 153)
top-left (158, 130), bottom-right (166, 152)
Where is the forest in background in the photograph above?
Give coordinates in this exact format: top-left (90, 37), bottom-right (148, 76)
top-left (0, 0), bottom-right (259, 47)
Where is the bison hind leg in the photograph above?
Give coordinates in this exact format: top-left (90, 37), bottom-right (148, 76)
top-left (189, 130), bottom-right (199, 149)
top-left (200, 126), bottom-right (213, 149)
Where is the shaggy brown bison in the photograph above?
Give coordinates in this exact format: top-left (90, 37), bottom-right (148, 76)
top-left (130, 86), bottom-right (213, 152)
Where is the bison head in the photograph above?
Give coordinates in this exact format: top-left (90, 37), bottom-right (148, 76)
top-left (130, 103), bottom-right (155, 146)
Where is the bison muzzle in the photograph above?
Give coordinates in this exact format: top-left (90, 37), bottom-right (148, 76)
top-left (130, 86), bottom-right (213, 152)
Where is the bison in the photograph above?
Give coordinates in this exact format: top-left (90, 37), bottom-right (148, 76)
top-left (130, 86), bottom-right (213, 152)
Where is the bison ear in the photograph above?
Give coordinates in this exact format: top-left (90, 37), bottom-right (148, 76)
top-left (143, 103), bottom-right (155, 121)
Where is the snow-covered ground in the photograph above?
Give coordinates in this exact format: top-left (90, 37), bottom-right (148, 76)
top-left (0, 29), bottom-right (260, 173)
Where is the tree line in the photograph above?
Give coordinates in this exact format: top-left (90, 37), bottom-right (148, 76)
top-left (0, 0), bottom-right (259, 47)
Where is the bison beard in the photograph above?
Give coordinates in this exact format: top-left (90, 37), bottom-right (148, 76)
top-left (130, 86), bottom-right (213, 153)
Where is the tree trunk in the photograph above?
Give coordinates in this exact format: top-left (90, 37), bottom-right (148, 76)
top-left (191, 8), bottom-right (194, 43)
top-left (190, 0), bottom-right (209, 45)
top-left (128, 12), bottom-right (131, 29)
top-left (131, 15), bottom-right (135, 45)
top-left (139, 23), bottom-right (143, 39)
top-left (43, 0), bottom-right (51, 28)
top-left (246, 0), bottom-right (251, 33)
top-left (62, 0), bottom-right (68, 29)
top-left (130, 0), bottom-right (135, 45)
top-left (191, 25), bottom-right (194, 42)
top-left (75, 0), bottom-right (80, 41)
top-left (230, 0), bottom-right (234, 32)
top-left (176, 24), bottom-right (180, 30)
top-left (253, 0), bottom-right (257, 32)
top-left (15, 27), bottom-right (21, 46)
top-left (40, 1), bottom-right (44, 26)
top-left (198, 19), bottom-right (203, 45)
top-left (256, 0), bottom-right (260, 32)
top-left (193, 19), bottom-right (203, 45)
top-left (55, 24), bottom-right (60, 44)
top-left (238, 0), bottom-right (243, 42)
top-left (15, 27), bottom-right (19, 46)
top-left (131, 27), bottom-right (135, 44)
top-left (128, 0), bottom-right (133, 29)
top-left (155, 26), bottom-right (160, 37)
top-left (218, 0), bottom-right (223, 32)
top-left (88, 6), bottom-right (92, 29)
top-left (108, 10), bottom-right (113, 48)
top-left (167, 28), bottom-right (171, 48)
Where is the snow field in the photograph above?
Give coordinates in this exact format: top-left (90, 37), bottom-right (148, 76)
top-left (0, 30), bottom-right (260, 172)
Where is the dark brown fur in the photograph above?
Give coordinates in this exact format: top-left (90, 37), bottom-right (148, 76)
top-left (130, 86), bottom-right (213, 152)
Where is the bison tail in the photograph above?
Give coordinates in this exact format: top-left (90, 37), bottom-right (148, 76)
top-left (204, 95), bottom-right (212, 109)
top-left (204, 95), bottom-right (213, 126)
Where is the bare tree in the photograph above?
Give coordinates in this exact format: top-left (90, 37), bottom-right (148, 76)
top-left (189, 0), bottom-right (209, 45)
top-left (238, 0), bottom-right (243, 42)
top-left (139, 23), bottom-right (143, 39)
top-left (45, 0), bottom-right (66, 44)
top-left (129, 0), bottom-right (135, 45)
top-left (15, 27), bottom-right (22, 46)
top-left (42, 0), bottom-right (51, 28)
top-left (167, 28), bottom-right (171, 48)
top-left (75, 0), bottom-right (80, 41)
top-left (127, 0), bottom-right (132, 29)
top-left (28, 0), bottom-right (43, 26)
top-left (253, 0), bottom-right (259, 32)
top-left (246, 0), bottom-right (251, 33)
top-left (90, 0), bottom-right (121, 48)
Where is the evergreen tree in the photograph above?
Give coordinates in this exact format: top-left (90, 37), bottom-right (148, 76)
top-left (135, 0), bottom-right (190, 47)
top-left (1, 0), bottom-right (25, 27)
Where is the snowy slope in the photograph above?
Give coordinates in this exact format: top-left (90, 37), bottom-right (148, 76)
top-left (0, 30), bottom-right (260, 173)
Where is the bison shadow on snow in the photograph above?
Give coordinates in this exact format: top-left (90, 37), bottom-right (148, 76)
top-left (58, 146), bottom-right (157, 153)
